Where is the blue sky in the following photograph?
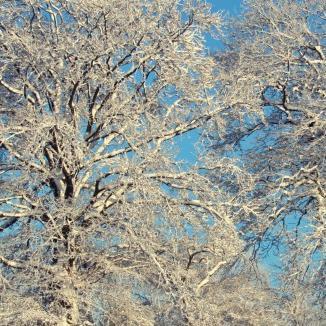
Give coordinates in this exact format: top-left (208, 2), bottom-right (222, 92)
top-left (175, 1), bottom-right (243, 167)
top-left (206, 0), bottom-right (243, 52)
top-left (209, 0), bottom-right (242, 14)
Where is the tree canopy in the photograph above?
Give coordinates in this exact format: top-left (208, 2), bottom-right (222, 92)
top-left (0, 0), bottom-right (324, 325)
